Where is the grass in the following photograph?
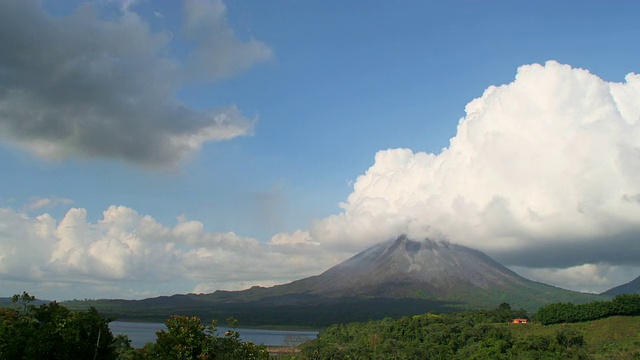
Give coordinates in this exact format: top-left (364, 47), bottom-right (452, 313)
top-left (507, 316), bottom-right (640, 359)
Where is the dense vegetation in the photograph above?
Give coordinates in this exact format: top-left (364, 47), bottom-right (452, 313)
top-left (3, 292), bottom-right (640, 359)
top-left (0, 292), bottom-right (116, 359)
top-left (299, 303), bottom-right (587, 359)
top-left (534, 294), bottom-right (640, 325)
top-left (0, 292), bottom-right (268, 360)
top-left (119, 315), bottom-right (269, 360)
top-left (298, 300), bottom-right (640, 359)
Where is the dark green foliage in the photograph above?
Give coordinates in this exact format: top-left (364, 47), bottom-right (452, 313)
top-left (0, 293), bottom-right (269, 360)
top-left (0, 292), bottom-right (116, 359)
top-left (129, 315), bottom-right (269, 360)
top-left (534, 294), bottom-right (640, 325)
top-left (298, 304), bottom-right (595, 359)
top-left (154, 316), bottom-right (210, 359)
top-left (509, 328), bottom-right (589, 360)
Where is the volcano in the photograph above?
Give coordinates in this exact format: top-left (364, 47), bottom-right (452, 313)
top-left (70, 236), bottom-right (602, 326)
top-left (276, 235), bottom-right (542, 297)
top-left (221, 235), bottom-right (600, 307)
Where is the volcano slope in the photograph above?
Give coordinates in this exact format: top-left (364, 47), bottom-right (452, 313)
top-left (601, 274), bottom-right (640, 296)
top-left (68, 236), bottom-right (603, 326)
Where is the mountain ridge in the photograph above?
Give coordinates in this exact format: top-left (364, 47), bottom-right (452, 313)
top-left (601, 275), bottom-right (640, 296)
top-left (64, 235), bottom-right (604, 326)
top-left (201, 235), bottom-right (600, 305)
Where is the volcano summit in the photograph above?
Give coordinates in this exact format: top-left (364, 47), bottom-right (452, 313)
top-left (68, 236), bottom-right (603, 326)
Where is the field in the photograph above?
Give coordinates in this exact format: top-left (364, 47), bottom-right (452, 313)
top-left (508, 316), bottom-right (640, 359)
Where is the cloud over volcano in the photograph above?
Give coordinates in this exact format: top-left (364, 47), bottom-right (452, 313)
top-left (305, 61), bottom-right (640, 289)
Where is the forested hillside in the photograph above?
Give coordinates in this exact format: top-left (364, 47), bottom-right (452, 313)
top-left (299, 299), bottom-right (640, 359)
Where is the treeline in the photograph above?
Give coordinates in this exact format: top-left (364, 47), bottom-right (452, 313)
top-left (65, 295), bottom-right (457, 328)
top-left (534, 294), bottom-right (640, 325)
top-left (300, 303), bottom-right (589, 359)
top-left (0, 292), bottom-right (115, 359)
top-left (0, 292), bottom-right (268, 360)
top-left (5, 291), bottom-right (639, 359)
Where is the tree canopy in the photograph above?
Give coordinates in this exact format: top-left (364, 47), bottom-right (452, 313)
top-left (0, 292), bottom-right (115, 359)
top-left (0, 292), bottom-right (269, 360)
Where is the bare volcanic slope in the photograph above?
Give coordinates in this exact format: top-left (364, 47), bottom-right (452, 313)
top-left (601, 275), bottom-right (640, 296)
top-left (68, 236), bottom-right (602, 326)
top-left (230, 235), bottom-right (601, 307)
top-left (283, 235), bottom-right (539, 297)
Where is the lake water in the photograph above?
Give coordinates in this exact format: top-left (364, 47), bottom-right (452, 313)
top-left (109, 321), bottom-right (318, 348)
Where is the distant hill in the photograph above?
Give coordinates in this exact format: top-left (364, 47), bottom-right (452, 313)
top-left (601, 275), bottom-right (640, 296)
top-left (0, 297), bottom-right (50, 307)
top-left (66, 236), bottom-right (603, 327)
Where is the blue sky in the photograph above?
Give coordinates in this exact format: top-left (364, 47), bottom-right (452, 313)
top-left (1, 0), bottom-right (640, 300)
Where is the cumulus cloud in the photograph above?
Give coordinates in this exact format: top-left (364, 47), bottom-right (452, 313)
top-left (286, 61), bottom-right (640, 291)
top-left (5, 61), bottom-right (640, 298)
top-left (111, 0), bottom-right (141, 12)
top-left (0, 205), bottom-right (335, 300)
top-left (0, 0), bottom-right (270, 167)
top-left (511, 263), bottom-right (640, 294)
top-left (269, 230), bottom-right (318, 246)
top-left (24, 197), bottom-right (74, 212)
top-left (182, 0), bottom-right (273, 81)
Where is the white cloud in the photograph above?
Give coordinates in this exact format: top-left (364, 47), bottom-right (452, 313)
top-left (111, 0), bottom-right (141, 12)
top-left (24, 197), bottom-right (74, 212)
top-left (0, 205), bottom-right (336, 300)
top-left (281, 61), bottom-right (640, 292)
top-left (4, 61), bottom-right (640, 298)
top-left (0, 0), bottom-right (270, 168)
top-left (269, 230), bottom-right (318, 246)
top-left (511, 264), bottom-right (640, 294)
top-left (182, 0), bottom-right (273, 81)
top-left (307, 61), bottom-right (640, 259)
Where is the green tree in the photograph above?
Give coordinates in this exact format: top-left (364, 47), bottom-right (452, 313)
top-left (0, 292), bottom-right (117, 360)
top-left (11, 291), bottom-right (36, 313)
top-left (154, 315), bottom-right (210, 359)
top-left (147, 315), bottom-right (269, 360)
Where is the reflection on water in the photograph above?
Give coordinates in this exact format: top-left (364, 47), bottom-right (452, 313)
top-left (109, 321), bottom-right (318, 348)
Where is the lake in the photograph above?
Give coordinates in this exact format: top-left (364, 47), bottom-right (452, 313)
top-left (109, 321), bottom-right (319, 348)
